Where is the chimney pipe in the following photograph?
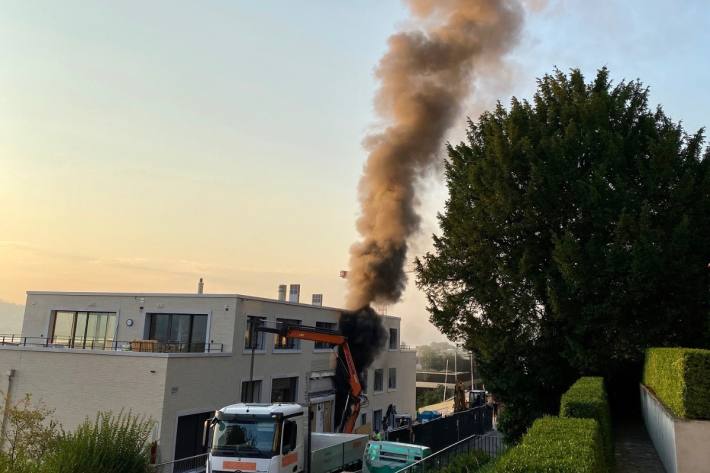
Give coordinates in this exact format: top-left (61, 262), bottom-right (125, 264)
top-left (278, 285), bottom-right (287, 302)
top-left (197, 278), bottom-right (204, 295)
top-left (288, 284), bottom-right (300, 303)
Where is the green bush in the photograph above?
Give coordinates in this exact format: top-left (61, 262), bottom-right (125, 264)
top-left (42, 412), bottom-right (154, 473)
top-left (494, 417), bottom-right (604, 473)
top-left (559, 377), bottom-right (612, 466)
top-left (643, 347), bottom-right (710, 419)
top-left (436, 449), bottom-right (491, 473)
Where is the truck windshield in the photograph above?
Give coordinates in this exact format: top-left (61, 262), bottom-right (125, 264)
top-left (211, 415), bottom-right (279, 458)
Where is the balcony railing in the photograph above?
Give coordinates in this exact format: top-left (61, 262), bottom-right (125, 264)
top-left (0, 335), bottom-right (224, 354)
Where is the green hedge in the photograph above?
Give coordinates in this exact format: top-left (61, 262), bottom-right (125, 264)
top-left (494, 417), bottom-right (605, 473)
top-left (643, 347), bottom-right (710, 419)
top-left (559, 377), bottom-right (613, 466)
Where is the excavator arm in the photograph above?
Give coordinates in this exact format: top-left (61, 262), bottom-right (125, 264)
top-left (256, 323), bottom-right (365, 433)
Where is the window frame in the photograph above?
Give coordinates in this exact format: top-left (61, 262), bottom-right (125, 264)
top-left (146, 312), bottom-right (208, 352)
top-left (241, 379), bottom-right (263, 403)
top-left (244, 316), bottom-right (267, 351)
top-left (49, 310), bottom-right (118, 349)
top-left (271, 376), bottom-right (299, 403)
top-left (388, 367), bottom-right (397, 390)
top-left (388, 328), bottom-right (399, 350)
top-left (274, 318), bottom-right (301, 351)
top-left (373, 369), bottom-right (384, 393)
top-left (314, 321), bottom-right (337, 350)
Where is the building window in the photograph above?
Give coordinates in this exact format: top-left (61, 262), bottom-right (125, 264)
top-left (241, 380), bottom-right (262, 403)
top-left (361, 370), bottom-right (368, 394)
top-left (147, 313), bottom-right (208, 352)
top-left (388, 368), bottom-right (397, 390)
top-left (271, 377), bottom-right (299, 402)
top-left (389, 328), bottom-right (398, 350)
top-left (49, 311), bottom-right (117, 349)
top-left (360, 413), bottom-right (367, 427)
top-left (374, 369), bottom-right (384, 392)
top-left (373, 410), bottom-right (383, 432)
top-left (314, 322), bottom-right (336, 349)
top-left (244, 316), bottom-right (266, 350)
top-left (274, 318), bottom-right (301, 350)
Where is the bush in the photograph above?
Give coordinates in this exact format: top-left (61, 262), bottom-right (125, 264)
top-left (559, 377), bottom-right (612, 466)
top-left (494, 417), bottom-right (604, 473)
top-left (42, 412), bottom-right (154, 473)
top-left (436, 449), bottom-right (491, 473)
top-left (643, 347), bottom-right (710, 419)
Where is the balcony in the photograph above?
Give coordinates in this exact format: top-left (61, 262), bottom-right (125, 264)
top-left (0, 334), bottom-right (224, 354)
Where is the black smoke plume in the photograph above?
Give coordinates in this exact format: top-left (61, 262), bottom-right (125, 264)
top-left (334, 306), bottom-right (387, 430)
top-left (346, 0), bottom-right (523, 309)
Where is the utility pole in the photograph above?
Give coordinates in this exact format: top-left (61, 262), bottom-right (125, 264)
top-left (442, 358), bottom-right (449, 402)
top-left (470, 350), bottom-right (474, 390)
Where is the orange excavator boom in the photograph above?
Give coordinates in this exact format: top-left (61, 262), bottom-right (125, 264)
top-left (256, 323), bottom-right (365, 432)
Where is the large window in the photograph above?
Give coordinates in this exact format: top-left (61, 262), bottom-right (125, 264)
top-left (374, 369), bottom-right (384, 392)
top-left (241, 380), bottom-right (262, 403)
top-left (314, 322), bottom-right (336, 349)
top-left (50, 311), bottom-right (117, 349)
top-left (388, 368), bottom-right (397, 390)
top-left (389, 328), bottom-right (398, 350)
top-left (147, 313), bottom-right (208, 352)
top-left (271, 377), bottom-right (298, 402)
top-left (244, 316), bottom-right (266, 350)
top-left (274, 318), bottom-right (300, 350)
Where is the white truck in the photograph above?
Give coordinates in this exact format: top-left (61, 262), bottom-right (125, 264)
top-left (203, 403), bottom-right (367, 473)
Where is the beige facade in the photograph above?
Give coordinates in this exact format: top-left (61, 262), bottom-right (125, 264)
top-left (0, 291), bottom-right (416, 462)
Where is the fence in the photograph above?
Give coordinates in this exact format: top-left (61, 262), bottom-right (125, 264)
top-left (395, 433), bottom-right (506, 473)
top-left (387, 405), bottom-right (493, 453)
top-left (0, 334), bottom-right (224, 353)
top-left (151, 453), bottom-right (207, 473)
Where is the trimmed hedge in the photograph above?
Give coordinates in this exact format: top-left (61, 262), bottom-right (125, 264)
top-left (643, 347), bottom-right (710, 419)
top-left (559, 377), bottom-right (613, 466)
top-left (494, 417), bottom-right (604, 473)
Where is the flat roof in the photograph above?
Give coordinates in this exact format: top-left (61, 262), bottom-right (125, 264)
top-left (26, 291), bottom-right (401, 320)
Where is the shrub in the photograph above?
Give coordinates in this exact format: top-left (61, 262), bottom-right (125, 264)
top-left (643, 347), bottom-right (710, 419)
top-left (42, 411), bottom-right (154, 473)
top-left (437, 449), bottom-right (491, 473)
top-left (494, 417), bottom-right (604, 473)
top-left (559, 377), bottom-right (612, 466)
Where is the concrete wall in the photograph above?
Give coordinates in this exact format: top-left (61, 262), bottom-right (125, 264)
top-left (0, 348), bottom-right (168, 437)
top-left (641, 383), bottom-right (710, 473)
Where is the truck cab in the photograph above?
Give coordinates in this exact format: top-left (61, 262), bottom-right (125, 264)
top-left (205, 403), bottom-right (306, 473)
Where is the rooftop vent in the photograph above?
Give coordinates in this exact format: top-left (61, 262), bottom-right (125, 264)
top-left (312, 294), bottom-right (323, 306)
top-left (197, 278), bottom-right (204, 295)
top-left (289, 284), bottom-right (300, 303)
top-left (278, 284), bottom-right (287, 302)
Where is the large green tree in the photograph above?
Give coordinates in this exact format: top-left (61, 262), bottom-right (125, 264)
top-left (416, 68), bottom-right (710, 441)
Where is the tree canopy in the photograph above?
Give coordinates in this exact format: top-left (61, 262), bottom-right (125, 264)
top-left (416, 68), bottom-right (710, 440)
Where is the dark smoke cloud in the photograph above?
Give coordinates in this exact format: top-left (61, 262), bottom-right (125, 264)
top-left (347, 0), bottom-right (523, 309)
top-left (335, 306), bottom-right (388, 428)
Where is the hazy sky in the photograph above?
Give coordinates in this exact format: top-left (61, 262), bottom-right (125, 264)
top-left (1, 1), bottom-right (708, 345)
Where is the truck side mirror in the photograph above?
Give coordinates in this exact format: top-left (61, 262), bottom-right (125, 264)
top-left (203, 418), bottom-right (214, 449)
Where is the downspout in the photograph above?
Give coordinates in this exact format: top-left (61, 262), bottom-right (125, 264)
top-left (0, 369), bottom-right (16, 449)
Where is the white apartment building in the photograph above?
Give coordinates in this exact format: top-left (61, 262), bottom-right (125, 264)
top-left (0, 289), bottom-right (416, 463)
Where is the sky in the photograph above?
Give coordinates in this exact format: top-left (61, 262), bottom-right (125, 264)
top-left (1, 0), bottom-right (709, 344)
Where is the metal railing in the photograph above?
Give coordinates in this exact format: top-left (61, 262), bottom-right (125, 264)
top-left (0, 334), bottom-right (224, 354)
top-left (395, 433), bottom-right (506, 473)
top-left (151, 453), bottom-right (207, 473)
